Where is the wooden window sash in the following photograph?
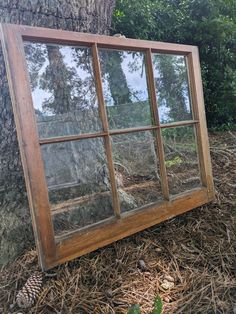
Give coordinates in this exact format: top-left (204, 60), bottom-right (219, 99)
top-left (0, 23), bottom-right (214, 270)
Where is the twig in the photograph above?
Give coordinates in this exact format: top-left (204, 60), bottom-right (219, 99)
top-left (228, 130), bottom-right (236, 140)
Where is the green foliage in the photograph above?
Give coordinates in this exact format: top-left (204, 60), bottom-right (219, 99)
top-left (165, 156), bottom-right (182, 168)
top-left (128, 304), bottom-right (141, 314)
top-left (127, 296), bottom-right (163, 314)
top-left (209, 122), bottom-right (236, 132)
top-left (162, 126), bottom-right (193, 142)
top-left (113, 0), bottom-right (236, 128)
top-left (151, 296), bottom-right (163, 314)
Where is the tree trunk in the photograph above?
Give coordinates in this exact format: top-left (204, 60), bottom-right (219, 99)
top-left (0, 0), bottom-right (116, 265)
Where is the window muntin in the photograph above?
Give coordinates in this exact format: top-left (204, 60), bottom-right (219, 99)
top-left (99, 49), bottom-right (153, 130)
top-left (152, 54), bottom-right (192, 124)
top-left (24, 42), bottom-right (102, 138)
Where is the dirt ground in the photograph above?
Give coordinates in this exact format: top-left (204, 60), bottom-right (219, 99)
top-left (0, 131), bottom-right (235, 314)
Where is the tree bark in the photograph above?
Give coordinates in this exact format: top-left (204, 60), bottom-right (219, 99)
top-left (0, 0), bottom-right (116, 265)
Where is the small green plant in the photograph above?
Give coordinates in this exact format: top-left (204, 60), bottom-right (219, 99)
top-left (128, 296), bottom-right (163, 314)
top-left (165, 156), bottom-right (182, 167)
top-left (151, 296), bottom-right (163, 314)
top-left (128, 304), bottom-right (141, 314)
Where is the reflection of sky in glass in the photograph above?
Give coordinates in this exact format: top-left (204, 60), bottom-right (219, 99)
top-left (24, 43), bottom-right (97, 117)
top-left (158, 100), bottom-right (170, 121)
top-left (123, 53), bottom-right (148, 102)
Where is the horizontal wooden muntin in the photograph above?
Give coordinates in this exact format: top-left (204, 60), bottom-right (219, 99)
top-left (0, 23), bottom-right (214, 270)
top-left (38, 121), bottom-right (199, 145)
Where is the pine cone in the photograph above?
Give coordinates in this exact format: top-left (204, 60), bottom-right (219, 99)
top-left (16, 272), bottom-right (43, 309)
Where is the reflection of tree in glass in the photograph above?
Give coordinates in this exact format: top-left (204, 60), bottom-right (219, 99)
top-left (43, 45), bottom-right (74, 114)
top-left (99, 50), bottom-right (132, 107)
top-left (99, 49), bottom-right (152, 129)
top-left (152, 54), bottom-right (192, 123)
top-left (24, 43), bottom-right (98, 116)
top-left (24, 43), bottom-right (46, 91)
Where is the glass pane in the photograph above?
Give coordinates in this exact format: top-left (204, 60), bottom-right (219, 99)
top-left (99, 49), bottom-right (153, 129)
top-left (24, 42), bottom-right (102, 138)
top-left (41, 138), bottom-right (114, 236)
top-left (162, 126), bottom-right (201, 195)
top-left (111, 131), bottom-right (162, 212)
top-left (152, 54), bottom-right (192, 124)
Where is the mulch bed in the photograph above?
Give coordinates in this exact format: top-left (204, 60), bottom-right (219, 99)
top-left (0, 131), bottom-right (235, 314)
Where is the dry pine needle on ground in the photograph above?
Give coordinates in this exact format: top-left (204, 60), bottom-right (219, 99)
top-left (0, 131), bottom-right (236, 314)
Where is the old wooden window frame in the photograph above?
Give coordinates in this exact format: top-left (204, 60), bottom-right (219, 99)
top-left (0, 23), bottom-right (214, 270)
